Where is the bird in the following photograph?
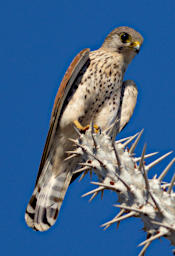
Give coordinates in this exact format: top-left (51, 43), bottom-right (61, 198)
top-left (25, 26), bottom-right (143, 231)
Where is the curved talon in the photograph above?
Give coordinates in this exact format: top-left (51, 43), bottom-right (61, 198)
top-left (93, 124), bottom-right (100, 133)
top-left (73, 120), bottom-right (99, 133)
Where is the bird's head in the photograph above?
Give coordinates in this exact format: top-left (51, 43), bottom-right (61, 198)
top-left (101, 26), bottom-right (143, 65)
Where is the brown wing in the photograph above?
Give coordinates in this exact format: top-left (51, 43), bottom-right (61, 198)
top-left (35, 48), bottom-right (90, 185)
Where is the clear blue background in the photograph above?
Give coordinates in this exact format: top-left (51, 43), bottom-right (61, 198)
top-left (1, 0), bottom-right (175, 255)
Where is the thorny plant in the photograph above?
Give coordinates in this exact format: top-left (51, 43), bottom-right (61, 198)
top-left (67, 124), bottom-right (175, 256)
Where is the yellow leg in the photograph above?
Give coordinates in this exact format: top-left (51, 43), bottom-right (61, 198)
top-left (73, 120), bottom-right (99, 133)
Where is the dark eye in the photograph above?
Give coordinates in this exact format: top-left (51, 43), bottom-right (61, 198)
top-left (120, 32), bottom-right (131, 43)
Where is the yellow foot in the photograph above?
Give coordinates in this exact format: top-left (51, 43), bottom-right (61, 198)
top-left (73, 120), bottom-right (99, 133)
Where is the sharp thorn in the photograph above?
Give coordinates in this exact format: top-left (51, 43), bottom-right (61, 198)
top-left (161, 183), bottom-right (170, 189)
top-left (116, 136), bottom-right (132, 144)
top-left (142, 164), bottom-right (150, 192)
top-left (89, 170), bottom-right (92, 180)
top-left (139, 144), bottom-right (147, 171)
top-left (68, 138), bottom-right (78, 144)
top-left (79, 170), bottom-right (88, 182)
top-left (103, 124), bottom-right (113, 134)
top-left (73, 123), bottom-right (82, 136)
top-left (158, 158), bottom-right (175, 181)
top-left (122, 132), bottom-right (140, 147)
top-left (93, 156), bottom-right (106, 167)
top-left (82, 149), bottom-right (106, 167)
top-left (113, 204), bottom-right (144, 214)
top-left (146, 151), bottom-right (173, 172)
top-left (167, 173), bottom-right (175, 194)
top-left (151, 221), bottom-right (175, 231)
top-left (91, 181), bottom-right (105, 186)
top-left (134, 152), bottom-right (159, 162)
top-left (90, 121), bottom-right (95, 134)
top-left (81, 186), bottom-right (104, 197)
top-left (103, 224), bottom-right (111, 231)
top-left (142, 165), bottom-right (162, 213)
top-left (103, 209), bottom-right (125, 230)
top-left (138, 231), bottom-right (167, 247)
top-left (101, 212), bottom-right (136, 227)
top-left (104, 119), bottom-right (119, 134)
top-left (101, 189), bottom-right (104, 200)
top-left (76, 143), bottom-right (87, 151)
top-left (114, 172), bottom-right (131, 191)
top-left (138, 242), bottom-right (151, 256)
top-left (116, 221), bottom-right (120, 230)
top-left (149, 190), bottom-right (162, 213)
top-left (91, 181), bottom-right (116, 190)
top-left (129, 129), bottom-right (144, 154)
top-left (78, 146), bottom-right (105, 167)
top-left (89, 191), bottom-right (98, 202)
top-left (79, 162), bottom-right (94, 168)
top-left (64, 154), bottom-right (77, 161)
top-left (73, 166), bottom-right (89, 174)
top-left (65, 150), bottom-right (79, 154)
top-left (112, 142), bottom-right (121, 169)
top-left (91, 130), bottom-right (97, 149)
top-left (116, 209), bottom-right (125, 218)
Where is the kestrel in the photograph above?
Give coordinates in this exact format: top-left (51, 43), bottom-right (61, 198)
top-left (25, 26), bottom-right (143, 231)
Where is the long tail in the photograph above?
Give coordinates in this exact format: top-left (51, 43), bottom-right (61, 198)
top-left (25, 157), bottom-right (72, 231)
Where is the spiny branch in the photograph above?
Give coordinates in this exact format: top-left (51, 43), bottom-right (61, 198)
top-left (70, 127), bottom-right (175, 255)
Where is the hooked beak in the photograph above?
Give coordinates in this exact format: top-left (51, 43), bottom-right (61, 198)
top-left (130, 41), bottom-right (141, 53)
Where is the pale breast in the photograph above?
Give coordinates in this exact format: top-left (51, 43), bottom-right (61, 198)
top-left (60, 49), bottom-right (125, 130)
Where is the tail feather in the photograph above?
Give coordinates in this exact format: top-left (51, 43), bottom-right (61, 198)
top-left (25, 158), bottom-right (72, 231)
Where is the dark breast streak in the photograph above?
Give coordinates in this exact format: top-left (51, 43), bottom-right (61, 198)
top-left (61, 49), bottom-right (125, 128)
top-left (78, 50), bottom-right (124, 126)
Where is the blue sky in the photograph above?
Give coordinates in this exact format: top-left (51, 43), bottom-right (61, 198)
top-left (1, 0), bottom-right (175, 255)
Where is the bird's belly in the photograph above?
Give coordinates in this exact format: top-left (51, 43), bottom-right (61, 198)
top-left (59, 50), bottom-right (123, 131)
top-left (92, 93), bottom-right (121, 130)
top-left (59, 87), bottom-right (122, 133)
